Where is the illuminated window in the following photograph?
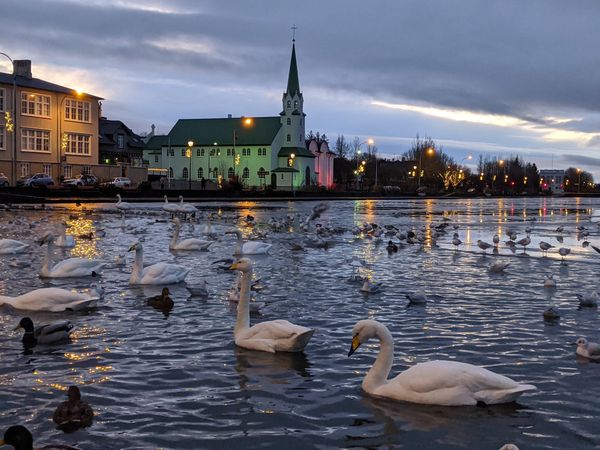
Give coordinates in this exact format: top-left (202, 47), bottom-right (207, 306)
top-left (242, 167), bottom-right (249, 178)
top-left (65, 133), bottom-right (91, 156)
top-left (64, 99), bottom-right (90, 122)
top-left (182, 167), bottom-right (188, 179)
top-left (21, 129), bottom-right (50, 152)
top-left (21, 92), bottom-right (50, 117)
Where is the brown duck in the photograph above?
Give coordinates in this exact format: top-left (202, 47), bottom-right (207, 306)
top-left (52, 386), bottom-right (94, 433)
top-left (147, 287), bottom-right (174, 311)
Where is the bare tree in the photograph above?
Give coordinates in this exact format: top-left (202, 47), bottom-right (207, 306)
top-left (334, 134), bottom-right (351, 159)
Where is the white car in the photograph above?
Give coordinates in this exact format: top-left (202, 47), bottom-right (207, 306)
top-left (104, 177), bottom-right (132, 188)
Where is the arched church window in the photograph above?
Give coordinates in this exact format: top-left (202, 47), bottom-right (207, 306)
top-left (287, 118), bottom-right (291, 125)
top-left (242, 167), bottom-right (249, 178)
top-left (198, 167), bottom-right (203, 178)
top-left (294, 100), bottom-right (298, 108)
top-left (228, 167), bottom-right (234, 178)
top-left (182, 167), bottom-right (188, 179)
top-left (287, 134), bottom-right (291, 142)
top-left (287, 100), bottom-right (291, 108)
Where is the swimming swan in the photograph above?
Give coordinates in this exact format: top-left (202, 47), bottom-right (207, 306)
top-left (348, 319), bottom-right (536, 406)
top-left (170, 218), bottom-right (212, 251)
top-left (39, 233), bottom-right (105, 278)
top-left (0, 286), bottom-right (103, 312)
top-left (228, 231), bottom-right (272, 255)
top-left (0, 238), bottom-right (29, 255)
top-left (55, 222), bottom-right (76, 248)
top-left (230, 258), bottom-right (313, 352)
top-left (128, 242), bottom-right (190, 285)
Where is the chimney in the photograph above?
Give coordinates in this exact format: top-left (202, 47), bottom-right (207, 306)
top-left (13, 60), bottom-right (32, 79)
top-left (227, 114), bottom-right (232, 119)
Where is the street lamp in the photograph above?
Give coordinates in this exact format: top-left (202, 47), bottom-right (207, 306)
top-left (0, 52), bottom-right (17, 186)
top-left (233, 117), bottom-right (253, 178)
top-left (289, 153), bottom-right (296, 194)
top-left (418, 147), bottom-right (435, 188)
top-left (186, 140), bottom-right (193, 190)
top-left (577, 168), bottom-right (582, 193)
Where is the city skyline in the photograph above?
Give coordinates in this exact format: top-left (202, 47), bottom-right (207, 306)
top-left (1, 0), bottom-right (599, 176)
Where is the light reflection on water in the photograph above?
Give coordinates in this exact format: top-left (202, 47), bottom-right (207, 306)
top-left (1, 197), bottom-right (600, 449)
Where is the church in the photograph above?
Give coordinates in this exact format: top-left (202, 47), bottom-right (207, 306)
top-left (144, 41), bottom-right (334, 190)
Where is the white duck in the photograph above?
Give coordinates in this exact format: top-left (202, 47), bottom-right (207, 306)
top-left (543, 274), bottom-right (556, 288)
top-left (0, 286), bottom-right (103, 312)
top-left (39, 233), bottom-right (105, 278)
top-left (230, 258), bottom-right (313, 352)
top-left (55, 222), bottom-right (75, 248)
top-left (229, 230), bottom-right (272, 255)
top-left (162, 195), bottom-right (179, 216)
top-left (0, 238), bottom-right (29, 255)
top-left (128, 241), bottom-right (190, 285)
top-left (348, 319), bottom-right (536, 405)
top-left (169, 218), bottom-right (212, 251)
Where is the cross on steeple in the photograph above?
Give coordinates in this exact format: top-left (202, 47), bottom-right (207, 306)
top-left (291, 24), bottom-right (297, 42)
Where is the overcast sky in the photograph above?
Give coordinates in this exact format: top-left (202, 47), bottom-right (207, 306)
top-left (1, 0), bottom-right (600, 176)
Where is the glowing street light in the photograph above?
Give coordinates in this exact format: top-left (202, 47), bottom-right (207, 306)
top-left (186, 140), bottom-right (194, 190)
top-left (418, 147), bottom-right (435, 188)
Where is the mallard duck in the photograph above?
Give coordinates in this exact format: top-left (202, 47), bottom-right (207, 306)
top-left (147, 287), bottom-right (174, 310)
top-left (1, 424), bottom-right (81, 449)
top-left (14, 317), bottom-right (73, 347)
top-left (52, 386), bottom-right (94, 433)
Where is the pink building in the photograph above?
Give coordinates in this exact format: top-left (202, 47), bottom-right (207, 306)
top-left (307, 139), bottom-right (335, 188)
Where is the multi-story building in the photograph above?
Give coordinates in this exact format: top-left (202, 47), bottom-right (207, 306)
top-left (0, 60), bottom-right (102, 185)
top-left (539, 169), bottom-right (565, 194)
top-left (99, 117), bottom-right (144, 167)
top-left (144, 41), bottom-right (334, 190)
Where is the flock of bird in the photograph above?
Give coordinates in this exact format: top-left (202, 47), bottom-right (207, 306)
top-left (1, 197), bottom-right (600, 449)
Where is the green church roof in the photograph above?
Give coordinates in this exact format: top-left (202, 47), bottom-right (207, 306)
top-left (286, 43), bottom-right (301, 97)
top-left (167, 117), bottom-right (281, 147)
top-left (145, 135), bottom-right (169, 151)
top-left (278, 146), bottom-right (315, 158)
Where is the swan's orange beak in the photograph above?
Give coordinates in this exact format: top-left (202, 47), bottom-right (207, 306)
top-left (348, 334), bottom-right (361, 356)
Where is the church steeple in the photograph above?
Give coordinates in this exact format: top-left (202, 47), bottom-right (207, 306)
top-left (286, 43), bottom-right (300, 97)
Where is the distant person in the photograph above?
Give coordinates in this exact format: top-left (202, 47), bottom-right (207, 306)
top-left (201, 177), bottom-right (206, 190)
top-left (160, 177), bottom-right (165, 191)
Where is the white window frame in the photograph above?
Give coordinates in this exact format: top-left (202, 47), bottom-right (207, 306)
top-left (21, 128), bottom-right (51, 153)
top-left (242, 167), bottom-right (249, 178)
top-left (117, 134), bottom-right (125, 149)
top-left (154, 155), bottom-right (159, 163)
top-left (64, 164), bottom-right (72, 178)
top-left (43, 164), bottom-right (52, 177)
top-left (197, 167), bottom-right (203, 178)
top-left (82, 166), bottom-right (91, 175)
top-left (0, 125), bottom-right (4, 150)
top-left (182, 167), bottom-right (188, 179)
top-left (21, 92), bottom-right (51, 118)
top-left (64, 98), bottom-right (91, 123)
top-left (65, 133), bottom-right (91, 156)
top-left (20, 163), bottom-right (30, 178)
top-left (0, 88), bottom-right (4, 112)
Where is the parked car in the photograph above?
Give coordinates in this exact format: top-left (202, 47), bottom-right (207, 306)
top-left (102, 177), bottom-right (132, 188)
top-left (63, 174), bottom-right (98, 187)
top-left (0, 173), bottom-right (9, 187)
top-left (17, 173), bottom-right (54, 187)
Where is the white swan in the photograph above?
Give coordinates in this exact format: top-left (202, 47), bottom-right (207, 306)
top-left (230, 258), bottom-right (313, 352)
top-left (228, 231), bottom-right (272, 255)
top-left (128, 242), bottom-right (190, 285)
top-left (348, 319), bottom-right (536, 406)
top-left (116, 194), bottom-right (132, 212)
top-left (0, 286), bottom-right (103, 312)
top-left (177, 195), bottom-right (198, 217)
top-left (39, 233), bottom-right (105, 278)
top-left (169, 218), bottom-right (212, 251)
top-left (55, 222), bottom-right (75, 248)
top-left (162, 195), bottom-right (179, 216)
top-left (0, 238), bottom-right (29, 254)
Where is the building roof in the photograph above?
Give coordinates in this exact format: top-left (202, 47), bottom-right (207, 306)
top-left (167, 116), bottom-right (282, 146)
top-left (0, 72), bottom-right (103, 100)
top-left (272, 167), bottom-right (300, 173)
top-left (278, 146), bottom-right (315, 158)
top-left (286, 43), bottom-right (301, 97)
top-left (145, 135), bottom-right (169, 151)
top-left (100, 119), bottom-right (144, 148)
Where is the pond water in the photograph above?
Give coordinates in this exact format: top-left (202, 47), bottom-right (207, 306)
top-left (1, 197), bottom-right (600, 449)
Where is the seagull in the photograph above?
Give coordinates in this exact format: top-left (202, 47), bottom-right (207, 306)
top-left (489, 261), bottom-right (510, 273)
top-left (543, 274), bottom-right (556, 288)
top-left (575, 337), bottom-right (600, 360)
top-left (452, 234), bottom-right (462, 251)
top-left (556, 235), bottom-right (564, 243)
top-left (558, 247), bottom-right (570, 264)
top-left (517, 236), bottom-right (531, 252)
top-left (556, 226), bottom-right (564, 233)
top-left (493, 234), bottom-right (500, 247)
top-left (577, 291), bottom-right (599, 307)
top-left (477, 239), bottom-right (493, 254)
top-left (406, 291), bottom-right (428, 305)
top-left (539, 241), bottom-right (554, 256)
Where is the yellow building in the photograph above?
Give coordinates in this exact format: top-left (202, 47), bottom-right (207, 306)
top-left (0, 59), bottom-right (102, 185)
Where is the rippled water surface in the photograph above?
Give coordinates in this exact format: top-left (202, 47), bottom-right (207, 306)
top-left (2, 197), bottom-right (600, 449)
